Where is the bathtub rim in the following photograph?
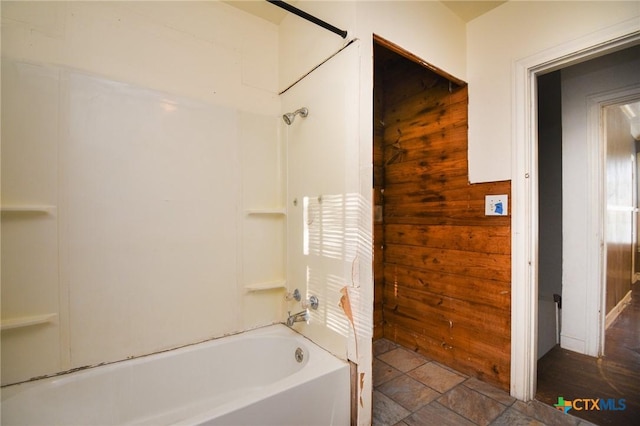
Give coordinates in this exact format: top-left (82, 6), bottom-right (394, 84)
top-left (1, 323), bottom-right (347, 401)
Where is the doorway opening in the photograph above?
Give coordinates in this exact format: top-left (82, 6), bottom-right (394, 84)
top-left (511, 22), bottom-right (640, 401)
top-left (533, 45), bottom-right (640, 424)
top-left (372, 35), bottom-right (511, 392)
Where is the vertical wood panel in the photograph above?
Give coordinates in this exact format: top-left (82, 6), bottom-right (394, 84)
top-left (373, 42), bottom-right (511, 391)
top-left (604, 104), bottom-right (634, 313)
top-left (373, 51), bottom-right (386, 340)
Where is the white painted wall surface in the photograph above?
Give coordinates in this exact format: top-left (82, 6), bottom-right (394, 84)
top-left (62, 72), bottom-right (240, 366)
top-left (537, 71), bottom-right (563, 359)
top-left (278, 1), bottom-right (356, 91)
top-left (1, 1), bottom-right (281, 384)
top-left (279, 1), bottom-right (466, 91)
top-left (278, 2), bottom-right (466, 423)
top-left (1, 1), bottom-right (279, 113)
top-left (282, 42), bottom-right (360, 360)
top-left (3, 0), bottom-right (469, 419)
top-left (239, 112), bottom-right (286, 329)
top-left (1, 61), bottom-right (62, 383)
top-left (467, 1), bottom-right (640, 183)
top-left (356, 0), bottom-right (467, 81)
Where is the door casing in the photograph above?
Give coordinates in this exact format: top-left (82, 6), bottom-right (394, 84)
top-left (511, 22), bottom-right (640, 401)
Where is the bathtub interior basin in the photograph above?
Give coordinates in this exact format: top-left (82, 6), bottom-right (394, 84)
top-left (1, 324), bottom-right (350, 426)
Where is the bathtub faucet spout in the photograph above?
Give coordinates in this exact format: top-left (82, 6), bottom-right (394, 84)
top-left (286, 310), bottom-right (309, 327)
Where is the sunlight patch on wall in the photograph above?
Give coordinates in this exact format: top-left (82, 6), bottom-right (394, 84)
top-left (301, 192), bottom-right (372, 339)
top-left (303, 193), bottom-right (360, 260)
top-left (306, 268), bottom-right (350, 337)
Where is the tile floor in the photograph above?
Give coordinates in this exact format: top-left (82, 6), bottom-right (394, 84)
top-left (373, 339), bottom-right (597, 426)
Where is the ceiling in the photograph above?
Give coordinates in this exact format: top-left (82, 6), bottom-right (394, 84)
top-left (441, 1), bottom-right (506, 22)
top-left (224, 1), bottom-right (506, 25)
top-left (223, 1), bottom-right (289, 24)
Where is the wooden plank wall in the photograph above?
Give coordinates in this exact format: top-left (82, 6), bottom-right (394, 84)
top-left (373, 50), bottom-right (386, 341)
top-left (373, 43), bottom-right (512, 391)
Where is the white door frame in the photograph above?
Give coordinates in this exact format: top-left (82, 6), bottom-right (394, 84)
top-left (510, 21), bottom-right (640, 401)
top-left (585, 84), bottom-right (640, 355)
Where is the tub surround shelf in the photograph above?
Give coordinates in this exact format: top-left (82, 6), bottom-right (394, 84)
top-left (244, 280), bottom-right (286, 292)
top-left (1, 313), bottom-right (57, 331)
top-left (1, 205), bottom-right (56, 215)
top-left (245, 208), bottom-right (286, 216)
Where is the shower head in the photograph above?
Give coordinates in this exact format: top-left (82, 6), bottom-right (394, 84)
top-left (283, 107), bottom-right (308, 125)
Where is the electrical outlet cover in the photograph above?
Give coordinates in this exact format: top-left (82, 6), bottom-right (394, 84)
top-left (485, 194), bottom-right (508, 216)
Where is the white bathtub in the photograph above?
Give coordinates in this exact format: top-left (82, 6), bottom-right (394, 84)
top-left (1, 324), bottom-right (350, 425)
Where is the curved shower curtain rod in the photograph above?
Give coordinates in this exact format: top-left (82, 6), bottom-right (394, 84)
top-left (266, 0), bottom-right (348, 39)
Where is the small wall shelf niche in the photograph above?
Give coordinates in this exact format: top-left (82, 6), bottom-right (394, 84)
top-left (1, 205), bottom-right (56, 215)
top-left (1, 313), bottom-right (58, 331)
top-left (245, 208), bottom-right (286, 216)
top-left (244, 280), bottom-right (286, 292)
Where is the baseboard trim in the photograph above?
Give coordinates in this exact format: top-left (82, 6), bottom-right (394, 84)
top-left (605, 290), bottom-right (633, 329)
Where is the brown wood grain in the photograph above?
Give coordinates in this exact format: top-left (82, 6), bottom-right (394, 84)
top-left (383, 323), bottom-right (510, 390)
top-left (383, 180), bottom-right (510, 205)
top-left (384, 223), bottom-right (511, 255)
top-left (384, 244), bottom-right (510, 282)
top-left (374, 40), bottom-right (511, 391)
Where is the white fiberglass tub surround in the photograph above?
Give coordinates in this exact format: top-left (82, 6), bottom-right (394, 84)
top-left (1, 324), bottom-right (350, 425)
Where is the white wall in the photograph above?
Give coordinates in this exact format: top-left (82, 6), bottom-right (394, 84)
top-left (279, 1), bottom-right (466, 90)
top-left (1, 61), bottom-right (63, 383)
top-left (1, 1), bottom-right (279, 113)
top-left (1, 1), bottom-right (281, 385)
top-left (278, 1), bottom-right (357, 91)
top-left (356, 1), bottom-right (466, 80)
top-left (537, 71), bottom-right (563, 359)
top-left (467, 1), bottom-right (640, 183)
top-left (278, 2), bottom-right (466, 424)
top-left (282, 41), bottom-right (360, 359)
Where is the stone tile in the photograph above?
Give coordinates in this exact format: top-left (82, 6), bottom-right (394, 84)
top-left (512, 400), bottom-right (582, 426)
top-left (378, 347), bottom-right (428, 372)
top-left (378, 374), bottom-right (440, 411)
top-left (490, 406), bottom-right (545, 425)
top-left (372, 390), bottom-right (411, 426)
top-left (408, 362), bottom-right (466, 393)
top-left (463, 377), bottom-right (516, 406)
top-left (373, 358), bottom-right (403, 387)
top-left (434, 361), bottom-right (470, 378)
top-left (374, 339), bottom-right (398, 356)
top-left (437, 385), bottom-right (507, 426)
top-left (403, 401), bottom-right (475, 426)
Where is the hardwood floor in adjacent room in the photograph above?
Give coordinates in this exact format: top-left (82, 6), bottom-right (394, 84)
top-left (536, 282), bottom-right (640, 425)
